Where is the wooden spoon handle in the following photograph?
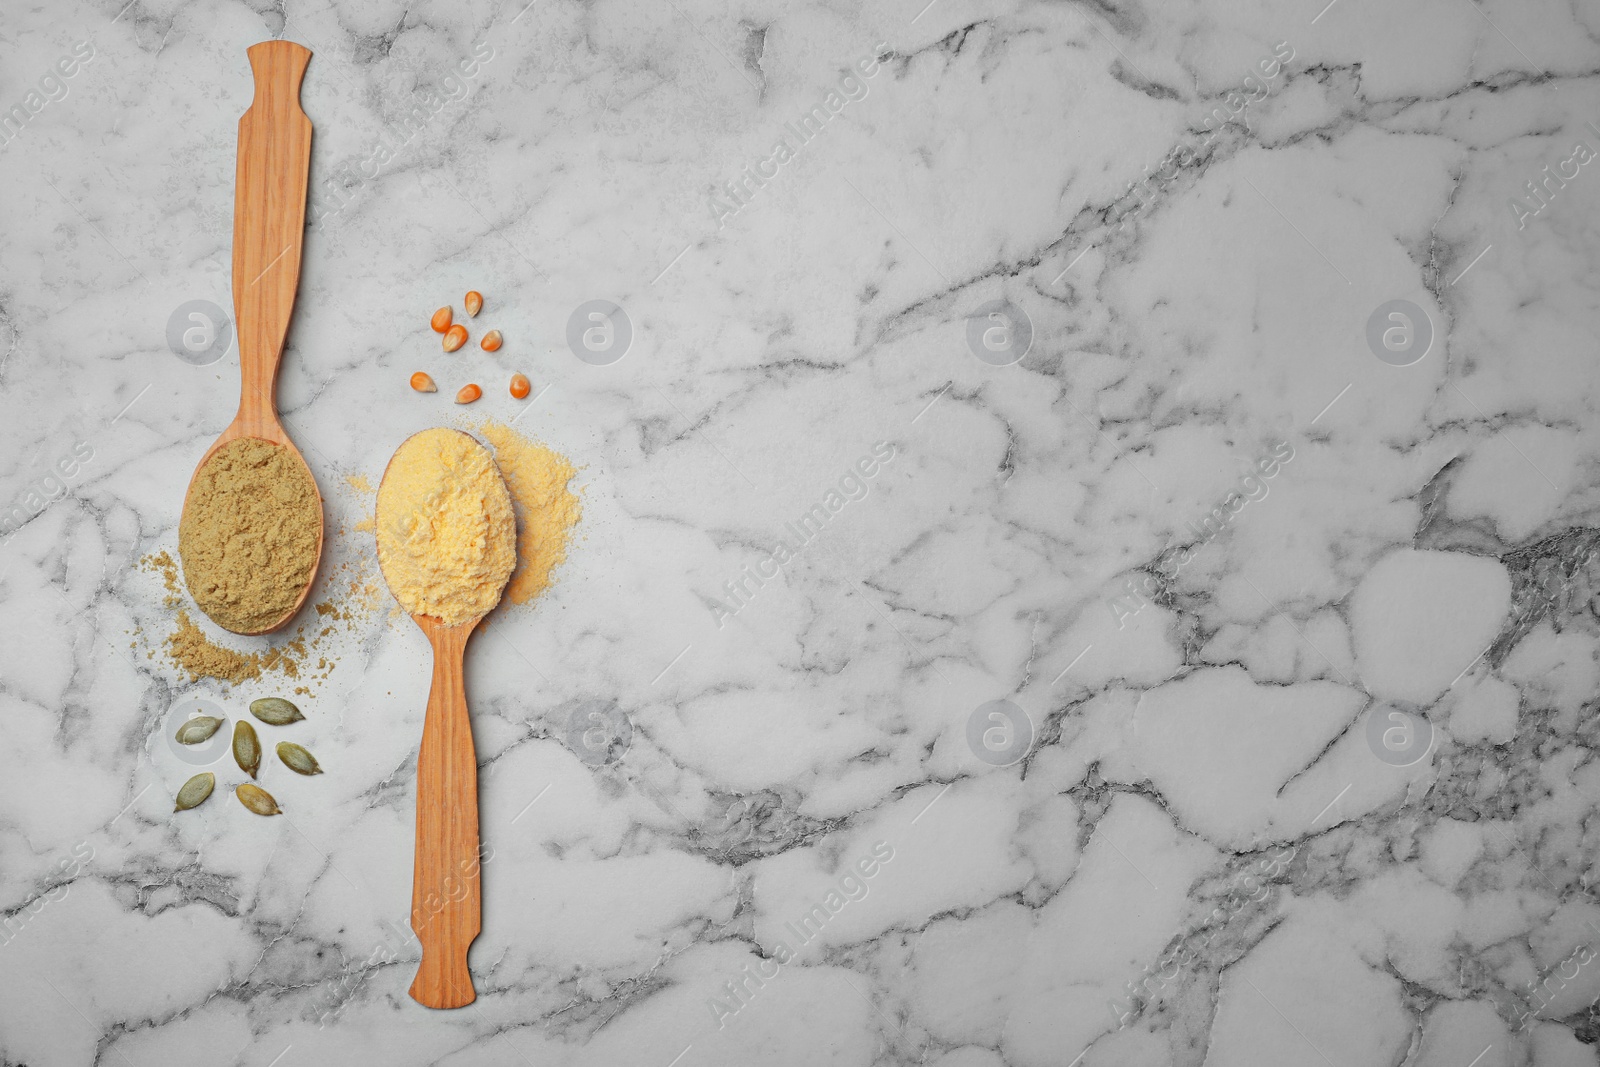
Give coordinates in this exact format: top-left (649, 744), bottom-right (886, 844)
top-left (233, 40), bottom-right (312, 435)
top-left (410, 619), bottom-right (482, 1009)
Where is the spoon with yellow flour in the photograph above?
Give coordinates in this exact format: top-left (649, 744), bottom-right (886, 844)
top-left (375, 428), bottom-right (516, 1009)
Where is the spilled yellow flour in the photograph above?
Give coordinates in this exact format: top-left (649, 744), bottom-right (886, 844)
top-left (375, 428), bottom-right (515, 626)
top-left (480, 419), bottom-right (582, 605)
top-left (347, 472), bottom-right (376, 532)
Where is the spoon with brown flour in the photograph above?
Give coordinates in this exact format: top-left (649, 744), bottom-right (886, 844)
top-left (376, 428), bottom-right (516, 1009)
top-left (178, 41), bottom-right (323, 636)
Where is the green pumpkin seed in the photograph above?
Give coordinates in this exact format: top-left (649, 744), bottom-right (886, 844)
top-left (233, 720), bottom-right (261, 779)
top-left (250, 697), bottom-right (305, 726)
top-left (174, 716), bottom-right (224, 745)
top-left (174, 772), bottom-right (215, 811)
top-left (276, 741), bottom-right (323, 776)
top-left (236, 782), bottom-right (281, 816)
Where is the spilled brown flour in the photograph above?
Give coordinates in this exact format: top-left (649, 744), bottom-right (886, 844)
top-left (149, 553), bottom-right (382, 693)
top-left (165, 610), bottom-right (302, 686)
top-left (138, 550), bottom-right (184, 608)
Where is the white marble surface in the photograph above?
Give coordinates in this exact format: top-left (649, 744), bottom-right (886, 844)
top-left (4, 0), bottom-right (1600, 1064)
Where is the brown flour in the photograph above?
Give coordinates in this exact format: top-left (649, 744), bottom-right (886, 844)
top-left (165, 609), bottom-right (299, 685)
top-left (179, 438), bottom-right (320, 633)
top-left (152, 557), bottom-right (382, 692)
top-left (139, 549), bottom-right (184, 607)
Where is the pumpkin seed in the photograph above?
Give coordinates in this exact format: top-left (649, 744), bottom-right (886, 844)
top-left (250, 697), bottom-right (305, 726)
top-left (236, 782), bottom-right (281, 816)
top-left (233, 720), bottom-right (261, 779)
top-left (174, 772), bottom-right (215, 811)
top-left (174, 716), bottom-right (224, 745)
top-left (276, 741), bottom-right (323, 776)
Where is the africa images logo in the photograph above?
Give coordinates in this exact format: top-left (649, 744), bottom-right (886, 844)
top-left (709, 442), bottom-right (896, 627)
top-left (706, 841), bottom-right (895, 1030)
top-left (707, 44), bottom-right (891, 228)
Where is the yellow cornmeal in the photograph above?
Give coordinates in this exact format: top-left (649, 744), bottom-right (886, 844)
top-left (348, 472), bottom-right (376, 533)
top-left (375, 428), bottom-right (515, 626)
top-left (480, 420), bottom-right (581, 605)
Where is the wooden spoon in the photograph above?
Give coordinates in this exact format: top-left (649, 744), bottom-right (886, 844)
top-left (180, 40), bottom-right (323, 635)
top-left (376, 430), bottom-right (516, 1010)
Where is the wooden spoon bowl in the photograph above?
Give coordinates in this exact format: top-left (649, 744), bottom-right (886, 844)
top-left (179, 41), bottom-right (323, 636)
